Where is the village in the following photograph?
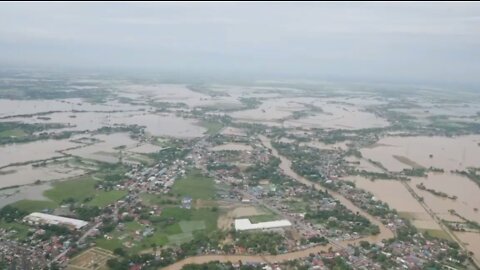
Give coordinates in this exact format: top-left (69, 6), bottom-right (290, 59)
top-left (0, 125), bottom-right (474, 270)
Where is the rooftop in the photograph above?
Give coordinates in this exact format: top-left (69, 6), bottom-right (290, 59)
top-left (234, 218), bottom-right (292, 231)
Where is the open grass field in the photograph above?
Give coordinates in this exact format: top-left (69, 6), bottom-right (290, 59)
top-left (179, 220), bottom-right (206, 232)
top-left (200, 121), bottom-right (224, 135)
top-left (171, 169), bottom-right (215, 200)
top-left (44, 176), bottom-right (97, 203)
top-left (95, 238), bottom-right (123, 252)
top-left (167, 232), bottom-right (194, 245)
top-left (0, 221), bottom-right (31, 240)
top-left (421, 228), bottom-right (453, 241)
top-left (11, 199), bottom-right (58, 212)
top-left (139, 193), bottom-right (180, 207)
top-left (248, 214), bottom-right (280, 224)
top-left (87, 190), bottom-right (127, 207)
top-left (0, 129), bottom-right (27, 138)
top-left (97, 206), bottom-right (220, 252)
top-left (67, 247), bottom-right (115, 270)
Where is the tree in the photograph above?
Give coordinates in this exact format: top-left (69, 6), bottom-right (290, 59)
top-left (113, 247), bottom-right (126, 257)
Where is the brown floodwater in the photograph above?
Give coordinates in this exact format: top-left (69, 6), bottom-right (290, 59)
top-left (110, 113), bottom-right (206, 138)
top-left (65, 133), bottom-right (140, 164)
top-left (361, 135), bottom-right (480, 172)
top-left (344, 157), bottom-right (385, 173)
top-left (0, 139), bottom-right (79, 168)
top-left (455, 232), bottom-right (480, 262)
top-left (285, 101), bottom-right (389, 130)
top-left (0, 182), bottom-right (52, 208)
top-left (345, 176), bottom-right (440, 230)
top-left (0, 163), bottom-right (85, 189)
top-left (410, 173), bottom-right (480, 224)
top-left (231, 98), bottom-right (307, 121)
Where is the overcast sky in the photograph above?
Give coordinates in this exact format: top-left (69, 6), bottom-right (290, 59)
top-left (1, 2), bottom-right (479, 85)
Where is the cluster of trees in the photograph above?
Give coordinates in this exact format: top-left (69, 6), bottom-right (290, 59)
top-left (75, 206), bottom-right (101, 221)
top-left (234, 231), bottom-right (286, 255)
top-left (0, 122), bottom-right (71, 145)
top-left (149, 145), bottom-right (191, 165)
top-left (245, 156), bottom-right (286, 184)
top-left (0, 205), bottom-right (27, 223)
top-left (106, 231), bottom-right (229, 270)
top-left (305, 205), bottom-right (379, 235)
top-left (36, 224), bottom-right (70, 241)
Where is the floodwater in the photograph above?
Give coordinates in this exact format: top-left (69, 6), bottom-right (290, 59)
top-left (6, 111), bottom-right (206, 138)
top-left (65, 133), bottom-right (139, 163)
top-left (229, 96), bottom-right (389, 130)
top-left (221, 127), bottom-right (246, 137)
top-left (346, 176), bottom-right (440, 230)
top-left (120, 84), bottom-right (242, 108)
top-left (410, 173), bottom-right (480, 224)
top-left (0, 163), bottom-right (85, 189)
top-left (344, 157), bottom-right (387, 174)
top-left (455, 232), bottom-right (480, 262)
top-left (230, 98), bottom-right (306, 121)
top-left (6, 111), bottom-right (135, 132)
top-left (392, 103), bottom-right (480, 118)
top-left (127, 144), bottom-right (164, 154)
top-left (0, 139), bottom-right (79, 168)
top-left (284, 102), bottom-right (388, 130)
top-left (111, 113), bottom-right (206, 138)
top-left (361, 135), bottom-right (480, 172)
top-left (211, 143), bottom-right (253, 152)
top-left (0, 182), bottom-right (52, 209)
top-left (0, 98), bottom-right (140, 118)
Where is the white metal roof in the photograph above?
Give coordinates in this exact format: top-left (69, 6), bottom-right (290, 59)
top-left (234, 218), bottom-right (292, 231)
top-left (24, 212), bottom-right (88, 229)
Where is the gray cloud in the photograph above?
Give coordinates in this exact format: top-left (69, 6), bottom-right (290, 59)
top-left (0, 2), bottom-right (479, 85)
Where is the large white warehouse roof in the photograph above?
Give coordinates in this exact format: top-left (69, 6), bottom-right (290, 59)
top-left (24, 212), bottom-right (88, 230)
top-left (234, 218), bottom-right (292, 231)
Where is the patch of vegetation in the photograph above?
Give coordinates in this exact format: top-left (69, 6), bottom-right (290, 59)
top-left (172, 169), bottom-right (215, 200)
top-left (200, 120), bottom-right (224, 135)
top-left (234, 231), bottom-right (286, 255)
top-left (187, 85), bottom-right (229, 97)
top-left (0, 221), bottom-right (31, 240)
top-left (44, 176), bottom-right (97, 203)
top-left (247, 214), bottom-right (279, 224)
top-left (421, 229), bottom-right (452, 241)
top-left (87, 190), bottom-right (127, 207)
top-left (10, 200), bottom-right (57, 213)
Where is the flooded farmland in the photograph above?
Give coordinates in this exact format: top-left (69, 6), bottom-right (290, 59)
top-left (411, 173), bottom-right (480, 224)
top-left (361, 135), bottom-right (480, 172)
top-left (0, 182), bottom-right (52, 208)
top-left (0, 163), bottom-right (85, 188)
top-left (346, 176), bottom-right (440, 230)
top-left (0, 138), bottom-right (79, 168)
top-left (456, 232), bottom-right (480, 263)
